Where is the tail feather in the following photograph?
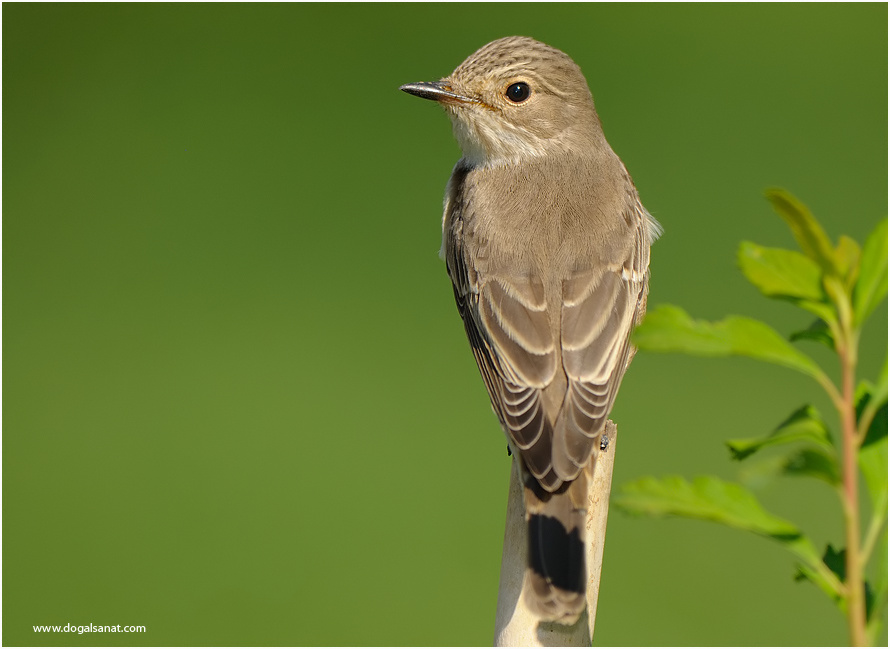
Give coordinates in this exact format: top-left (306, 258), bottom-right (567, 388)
top-left (521, 466), bottom-right (591, 624)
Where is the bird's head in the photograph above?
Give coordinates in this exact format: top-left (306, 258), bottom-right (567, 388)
top-left (401, 36), bottom-right (604, 167)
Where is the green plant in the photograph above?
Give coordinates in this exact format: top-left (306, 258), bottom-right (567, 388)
top-left (615, 189), bottom-right (887, 646)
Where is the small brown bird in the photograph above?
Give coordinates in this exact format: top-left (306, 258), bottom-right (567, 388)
top-left (401, 36), bottom-right (660, 624)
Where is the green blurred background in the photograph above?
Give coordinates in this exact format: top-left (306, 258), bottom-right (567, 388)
top-left (3, 3), bottom-right (887, 646)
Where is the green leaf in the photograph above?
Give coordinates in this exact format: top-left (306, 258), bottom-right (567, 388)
top-left (859, 425), bottom-right (888, 516)
top-left (736, 447), bottom-right (840, 488)
top-left (874, 360), bottom-right (889, 413)
top-left (727, 404), bottom-right (834, 460)
top-left (616, 475), bottom-right (842, 598)
top-left (798, 300), bottom-right (839, 324)
top-left (781, 448), bottom-right (840, 485)
top-left (738, 241), bottom-right (826, 301)
top-left (866, 581), bottom-right (877, 624)
top-left (617, 475), bottom-right (844, 602)
top-left (836, 235), bottom-right (862, 289)
top-left (737, 455), bottom-right (789, 489)
top-left (859, 384), bottom-right (889, 450)
top-left (765, 188), bottom-right (840, 277)
top-left (866, 528), bottom-right (887, 642)
top-left (857, 366), bottom-right (888, 446)
top-left (790, 318), bottom-right (835, 348)
top-left (853, 219), bottom-right (888, 327)
top-left (737, 241), bottom-right (837, 323)
top-left (795, 563), bottom-right (845, 606)
top-left (856, 379), bottom-right (888, 523)
top-left (615, 475), bottom-right (799, 535)
top-left (821, 544), bottom-right (845, 581)
top-left (634, 305), bottom-right (828, 382)
top-left (796, 544), bottom-right (846, 606)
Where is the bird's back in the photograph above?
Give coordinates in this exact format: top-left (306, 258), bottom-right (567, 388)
top-left (445, 149), bottom-right (645, 478)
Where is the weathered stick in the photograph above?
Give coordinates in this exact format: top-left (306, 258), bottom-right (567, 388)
top-left (494, 421), bottom-right (618, 647)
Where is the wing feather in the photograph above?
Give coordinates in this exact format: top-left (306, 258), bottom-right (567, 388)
top-left (443, 162), bottom-right (651, 492)
top-left (444, 164), bottom-right (562, 490)
top-left (551, 213), bottom-right (650, 480)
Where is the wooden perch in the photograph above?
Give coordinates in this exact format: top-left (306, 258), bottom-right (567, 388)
top-left (494, 421), bottom-right (618, 647)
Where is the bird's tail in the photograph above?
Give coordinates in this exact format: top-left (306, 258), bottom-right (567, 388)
top-left (522, 465), bottom-right (592, 625)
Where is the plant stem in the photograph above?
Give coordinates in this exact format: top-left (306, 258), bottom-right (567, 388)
top-left (839, 345), bottom-right (868, 646)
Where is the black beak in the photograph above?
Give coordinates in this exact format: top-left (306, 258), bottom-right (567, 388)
top-left (399, 81), bottom-right (476, 106)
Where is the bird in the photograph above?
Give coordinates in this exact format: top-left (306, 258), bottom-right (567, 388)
top-left (400, 36), bottom-right (660, 624)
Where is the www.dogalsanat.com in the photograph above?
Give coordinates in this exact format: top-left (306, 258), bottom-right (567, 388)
top-left (34, 623), bottom-right (146, 634)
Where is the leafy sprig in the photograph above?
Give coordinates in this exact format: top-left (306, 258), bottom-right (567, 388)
top-left (616, 190), bottom-right (888, 646)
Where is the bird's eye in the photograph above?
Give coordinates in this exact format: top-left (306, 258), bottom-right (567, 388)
top-left (505, 82), bottom-right (531, 103)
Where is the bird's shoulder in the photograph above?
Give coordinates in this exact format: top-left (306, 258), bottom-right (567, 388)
top-left (445, 153), bottom-right (641, 279)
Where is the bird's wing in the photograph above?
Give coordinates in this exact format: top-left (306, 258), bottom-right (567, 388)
top-left (550, 207), bottom-right (651, 481)
top-left (443, 168), bottom-right (562, 490)
top-left (443, 166), bottom-right (652, 490)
